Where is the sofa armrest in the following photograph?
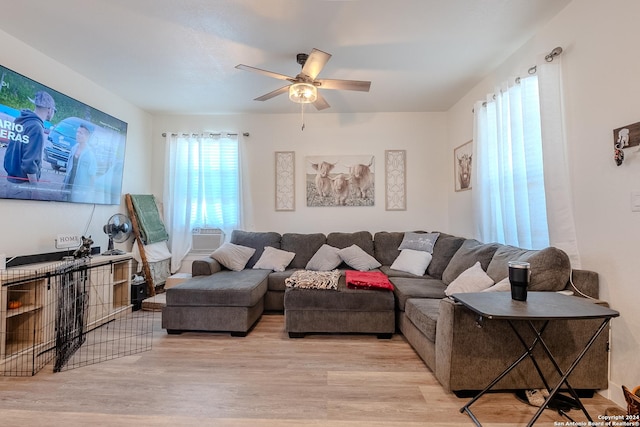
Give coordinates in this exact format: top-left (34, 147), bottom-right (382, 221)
top-left (192, 256), bottom-right (223, 276)
top-left (565, 269), bottom-right (599, 299)
top-left (435, 296), bottom-right (609, 392)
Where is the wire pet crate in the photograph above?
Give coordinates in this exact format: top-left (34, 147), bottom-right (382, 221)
top-left (1, 257), bottom-right (154, 376)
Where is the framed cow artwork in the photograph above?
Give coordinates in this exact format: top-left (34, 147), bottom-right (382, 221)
top-left (305, 155), bottom-right (375, 207)
top-left (454, 140), bottom-right (472, 192)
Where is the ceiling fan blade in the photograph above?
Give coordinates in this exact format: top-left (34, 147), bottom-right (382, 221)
top-left (235, 64), bottom-right (295, 82)
top-left (312, 93), bottom-right (330, 111)
top-left (301, 48), bottom-right (331, 80)
top-left (254, 85), bottom-right (290, 101)
top-left (316, 78), bottom-right (371, 92)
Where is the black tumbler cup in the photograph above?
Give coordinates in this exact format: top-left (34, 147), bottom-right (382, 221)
top-left (508, 261), bottom-right (530, 301)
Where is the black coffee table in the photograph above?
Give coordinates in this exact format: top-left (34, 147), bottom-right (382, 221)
top-left (452, 291), bottom-right (619, 427)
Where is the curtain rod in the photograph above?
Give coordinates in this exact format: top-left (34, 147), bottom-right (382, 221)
top-left (162, 132), bottom-right (250, 137)
top-left (474, 46), bottom-right (563, 111)
top-left (521, 46), bottom-right (564, 81)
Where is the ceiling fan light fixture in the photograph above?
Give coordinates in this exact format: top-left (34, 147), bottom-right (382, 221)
top-left (289, 82), bottom-right (317, 104)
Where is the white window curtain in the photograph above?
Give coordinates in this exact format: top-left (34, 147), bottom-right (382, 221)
top-left (472, 59), bottom-right (581, 267)
top-left (537, 61), bottom-right (581, 268)
top-left (163, 133), bottom-right (242, 273)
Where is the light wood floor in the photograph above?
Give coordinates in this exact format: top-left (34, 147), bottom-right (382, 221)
top-left (0, 311), bottom-right (621, 426)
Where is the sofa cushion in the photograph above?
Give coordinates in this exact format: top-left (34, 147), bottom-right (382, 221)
top-left (210, 243), bottom-right (256, 272)
top-left (391, 277), bottom-right (447, 311)
top-left (486, 245), bottom-right (536, 282)
top-left (230, 230), bottom-right (282, 268)
top-left (426, 233), bottom-right (466, 280)
top-left (441, 239), bottom-right (500, 285)
top-left (305, 244), bottom-right (342, 271)
top-left (444, 261), bottom-right (495, 296)
top-left (390, 249), bottom-right (432, 276)
top-left (486, 245), bottom-right (571, 291)
top-left (380, 265), bottom-right (426, 278)
top-left (267, 270), bottom-right (295, 292)
top-left (399, 232), bottom-right (440, 253)
top-left (252, 246), bottom-right (296, 272)
top-left (326, 231), bottom-right (374, 255)
top-left (327, 231), bottom-right (375, 270)
top-left (281, 233), bottom-right (326, 269)
top-left (338, 244), bottom-right (382, 271)
top-left (405, 298), bottom-right (441, 342)
top-left (373, 231), bottom-right (406, 266)
top-left (166, 270), bottom-right (269, 307)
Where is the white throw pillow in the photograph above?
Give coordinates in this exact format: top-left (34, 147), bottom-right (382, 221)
top-left (482, 277), bottom-right (511, 292)
top-left (210, 242), bottom-right (256, 272)
top-left (337, 244), bottom-right (381, 271)
top-left (306, 244), bottom-right (342, 271)
top-left (252, 246), bottom-right (296, 272)
top-left (390, 249), bottom-right (432, 276)
top-left (444, 261), bottom-right (494, 296)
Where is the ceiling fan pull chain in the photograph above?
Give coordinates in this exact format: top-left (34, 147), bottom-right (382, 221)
top-left (301, 103), bottom-right (305, 131)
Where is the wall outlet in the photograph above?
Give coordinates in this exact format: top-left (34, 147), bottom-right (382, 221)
top-left (631, 191), bottom-right (640, 212)
top-left (56, 234), bottom-right (82, 249)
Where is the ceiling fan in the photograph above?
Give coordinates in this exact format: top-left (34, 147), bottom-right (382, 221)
top-left (235, 48), bottom-right (371, 111)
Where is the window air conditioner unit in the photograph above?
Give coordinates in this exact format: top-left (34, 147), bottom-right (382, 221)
top-left (191, 228), bottom-right (224, 252)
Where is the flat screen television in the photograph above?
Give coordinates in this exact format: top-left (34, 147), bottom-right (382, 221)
top-left (0, 64), bottom-right (127, 205)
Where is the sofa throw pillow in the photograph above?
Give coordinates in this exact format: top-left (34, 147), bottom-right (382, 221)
top-left (390, 249), bottom-right (432, 276)
top-left (444, 261), bottom-right (494, 296)
top-left (441, 239), bottom-right (500, 285)
top-left (229, 230), bottom-right (282, 269)
top-left (252, 246), bottom-right (296, 272)
top-left (305, 244), bottom-right (342, 271)
top-left (210, 242), bottom-right (256, 272)
top-left (338, 244), bottom-right (382, 271)
top-left (482, 277), bottom-right (511, 292)
top-left (281, 233), bottom-right (326, 269)
top-left (398, 232), bottom-right (440, 253)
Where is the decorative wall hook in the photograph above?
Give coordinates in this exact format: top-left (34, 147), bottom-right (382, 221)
top-left (613, 121), bottom-right (640, 166)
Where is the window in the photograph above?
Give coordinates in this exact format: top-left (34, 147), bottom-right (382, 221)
top-left (182, 136), bottom-right (240, 229)
top-left (473, 75), bottom-right (550, 249)
top-left (164, 133), bottom-right (241, 272)
top-left (473, 59), bottom-right (580, 266)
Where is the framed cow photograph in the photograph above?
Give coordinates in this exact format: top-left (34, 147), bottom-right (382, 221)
top-left (305, 155), bottom-right (375, 207)
top-left (454, 140), bottom-right (472, 192)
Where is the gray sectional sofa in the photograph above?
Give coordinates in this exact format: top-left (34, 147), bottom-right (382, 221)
top-left (162, 229), bottom-right (610, 394)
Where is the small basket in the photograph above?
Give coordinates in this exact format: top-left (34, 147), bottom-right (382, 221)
top-left (623, 385), bottom-right (640, 416)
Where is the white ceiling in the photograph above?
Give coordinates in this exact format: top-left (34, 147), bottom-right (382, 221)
top-left (0, 0), bottom-right (571, 115)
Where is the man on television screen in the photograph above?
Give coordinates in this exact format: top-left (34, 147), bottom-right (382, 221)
top-left (3, 91), bottom-right (56, 198)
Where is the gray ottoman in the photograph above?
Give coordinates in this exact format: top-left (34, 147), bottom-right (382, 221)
top-left (162, 270), bottom-right (270, 336)
top-left (284, 276), bottom-right (395, 338)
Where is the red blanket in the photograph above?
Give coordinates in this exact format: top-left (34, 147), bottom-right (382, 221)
top-left (345, 270), bottom-right (394, 291)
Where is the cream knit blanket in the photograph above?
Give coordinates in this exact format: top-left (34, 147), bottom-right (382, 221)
top-left (284, 269), bottom-right (340, 290)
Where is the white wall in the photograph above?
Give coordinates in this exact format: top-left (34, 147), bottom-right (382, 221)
top-left (447, 0), bottom-right (640, 407)
top-left (151, 112), bottom-right (449, 235)
top-left (0, 30), bottom-right (153, 258)
top-left (4, 0), bottom-right (636, 408)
